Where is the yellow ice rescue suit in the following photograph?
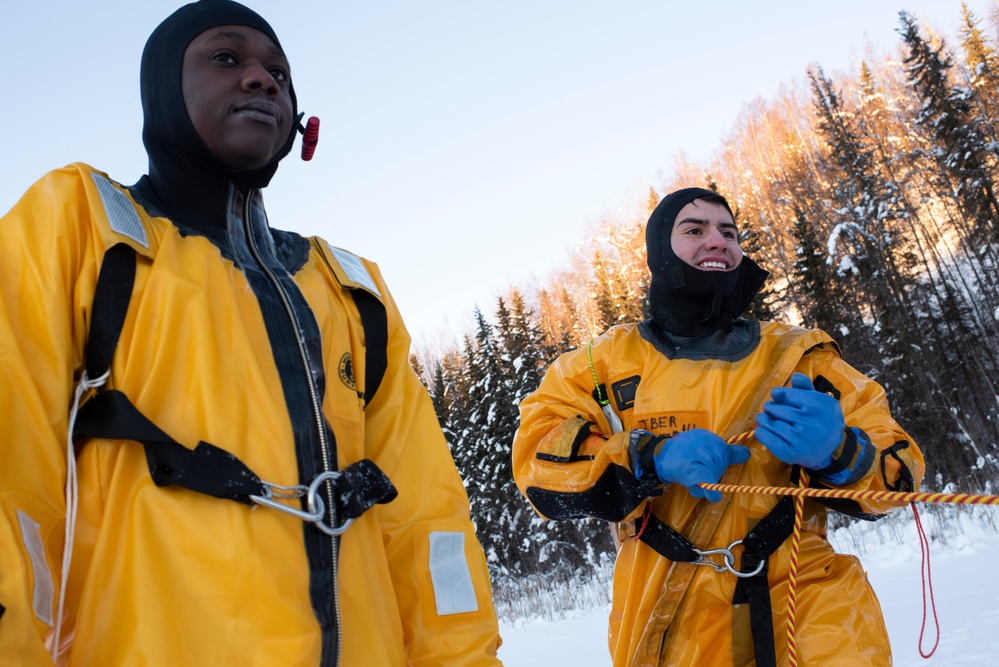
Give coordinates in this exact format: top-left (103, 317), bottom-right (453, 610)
top-left (0, 164), bottom-right (502, 666)
top-left (513, 321), bottom-right (924, 666)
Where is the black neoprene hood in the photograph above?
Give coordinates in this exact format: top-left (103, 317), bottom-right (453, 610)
top-left (645, 188), bottom-right (769, 335)
top-left (139, 0), bottom-right (299, 193)
top-left (646, 188), bottom-right (734, 278)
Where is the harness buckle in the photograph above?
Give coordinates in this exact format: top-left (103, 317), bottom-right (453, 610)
top-left (693, 540), bottom-right (765, 578)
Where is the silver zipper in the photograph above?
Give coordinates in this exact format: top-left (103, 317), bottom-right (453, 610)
top-left (242, 193), bottom-right (342, 667)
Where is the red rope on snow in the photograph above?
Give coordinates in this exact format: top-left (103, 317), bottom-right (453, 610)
top-left (913, 503), bottom-right (940, 658)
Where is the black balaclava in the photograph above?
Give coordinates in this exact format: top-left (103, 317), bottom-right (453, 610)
top-left (134, 0), bottom-right (299, 228)
top-left (646, 187), bottom-right (769, 336)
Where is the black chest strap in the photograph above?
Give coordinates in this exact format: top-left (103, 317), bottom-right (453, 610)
top-left (75, 389), bottom-right (266, 503)
top-left (730, 492), bottom-right (796, 667)
top-left (637, 469), bottom-right (799, 667)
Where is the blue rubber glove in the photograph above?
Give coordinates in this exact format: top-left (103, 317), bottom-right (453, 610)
top-left (652, 429), bottom-right (751, 502)
top-left (754, 373), bottom-right (845, 470)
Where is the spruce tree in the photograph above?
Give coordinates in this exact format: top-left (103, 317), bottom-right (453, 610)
top-left (808, 65), bottom-right (912, 356)
top-left (788, 204), bottom-right (860, 344)
top-left (900, 10), bottom-right (999, 245)
top-left (429, 360), bottom-right (449, 431)
top-left (589, 250), bottom-right (619, 333)
top-left (959, 3), bottom-right (999, 152)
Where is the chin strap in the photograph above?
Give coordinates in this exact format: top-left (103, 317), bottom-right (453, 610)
top-left (300, 116), bottom-right (320, 161)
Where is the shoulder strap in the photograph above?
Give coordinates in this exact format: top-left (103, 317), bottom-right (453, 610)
top-left (86, 243), bottom-right (136, 380)
top-left (351, 290), bottom-right (388, 406)
top-left (314, 242), bottom-right (388, 406)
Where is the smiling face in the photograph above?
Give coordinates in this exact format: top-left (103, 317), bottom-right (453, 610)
top-left (181, 25), bottom-right (294, 171)
top-left (669, 199), bottom-right (744, 271)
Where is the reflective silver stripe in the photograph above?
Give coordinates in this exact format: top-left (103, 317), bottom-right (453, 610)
top-left (91, 172), bottom-right (148, 248)
top-left (328, 245), bottom-right (381, 298)
top-left (17, 509), bottom-right (54, 625)
top-left (428, 531), bottom-right (478, 615)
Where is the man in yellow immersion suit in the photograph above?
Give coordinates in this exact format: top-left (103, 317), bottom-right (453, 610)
top-left (0, 1), bottom-right (501, 665)
top-left (513, 187), bottom-right (924, 666)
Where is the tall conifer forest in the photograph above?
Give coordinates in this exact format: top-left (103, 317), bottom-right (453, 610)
top-left (414, 6), bottom-right (999, 596)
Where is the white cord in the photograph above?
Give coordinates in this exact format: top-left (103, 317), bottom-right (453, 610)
top-left (52, 369), bottom-right (108, 662)
top-left (601, 402), bottom-right (624, 435)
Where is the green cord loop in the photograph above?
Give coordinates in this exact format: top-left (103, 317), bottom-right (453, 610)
top-left (587, 338), bottom-right (609, 406)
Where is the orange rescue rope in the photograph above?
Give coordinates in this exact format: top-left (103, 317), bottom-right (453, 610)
top-left (722, 430), bottom-right (808, 666)
top-left (710, 429), bottom-right (999, 665)
top-left (785, 470), bottom-right (807, 667)
top-left (699, 482), bottom-right (999, 507)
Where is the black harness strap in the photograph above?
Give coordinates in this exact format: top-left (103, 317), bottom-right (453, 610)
top-left (637, 512), bottom-right (700, 563)
top-left (351, 289), bottom-right (387, 406)
top-left (731, 491), bottom-right (797, 667)
top-left (333, 459), bottom-right (398, 519)
top-left (74, 390), bottom-right (397, 516)
top-left (85, 243), bottom-right (136, 380)
top-left (637, 468), bottom-right (800, 667)
top-left (75, 390), bottom-right (266, 503)
top-left (73, 242), bottom-right (396, 518)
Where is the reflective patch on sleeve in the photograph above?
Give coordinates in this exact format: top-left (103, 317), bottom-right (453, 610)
top-left (428, 531), bottom-right (478, 615)
top-left (91, 172), bottom-right (149, 248)
top-left (327, 245), bottom-right (381, 298)
top-left (16, 510), bottom-right (54, 626)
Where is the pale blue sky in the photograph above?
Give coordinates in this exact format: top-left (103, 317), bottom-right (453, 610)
top-left (1, 1), bottom-right (990, 343)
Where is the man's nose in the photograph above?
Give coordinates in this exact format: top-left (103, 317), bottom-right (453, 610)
top-left (703, 227), bottom-right (726, 248)
top-left (241, 63), bottom-right (279, 95)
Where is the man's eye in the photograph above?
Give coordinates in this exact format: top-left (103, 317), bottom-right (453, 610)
top-left (212, 51), bottom-right (237, 64)
top-left (270, 67), bottom-right (289, 81)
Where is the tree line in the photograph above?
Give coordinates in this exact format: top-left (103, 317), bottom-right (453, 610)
top-left (413, 5), bottom-right (999, 587)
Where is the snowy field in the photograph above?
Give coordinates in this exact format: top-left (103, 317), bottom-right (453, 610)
top-left (497, 506), bottom-right (999, 666)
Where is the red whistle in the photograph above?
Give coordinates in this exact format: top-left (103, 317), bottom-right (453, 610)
top-left (301, 116), bottom-right (320, 161)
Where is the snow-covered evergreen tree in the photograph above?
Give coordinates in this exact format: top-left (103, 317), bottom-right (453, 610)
top-left (900, 11), bottom-right (999, 246)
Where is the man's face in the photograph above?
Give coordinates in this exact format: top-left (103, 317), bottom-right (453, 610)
top-left (669, 199), bottom-right (744, 271)
top-left (182, 25), bottom-right (293, 171)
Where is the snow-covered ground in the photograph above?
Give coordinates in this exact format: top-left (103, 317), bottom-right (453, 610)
top-left (498, 507), bottom-right (999, 666)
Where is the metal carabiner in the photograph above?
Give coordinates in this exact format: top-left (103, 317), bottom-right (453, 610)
top-left (693, 546), bottom-right (736, 573)
top-left (249, 482), bottom-right (325, 523)
top-left (693, 540), bottom-right (766, 578)
top-left (307, 471), bottom-right (354, 537)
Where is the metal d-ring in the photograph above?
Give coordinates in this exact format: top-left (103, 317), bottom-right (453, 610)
top-left (307, 471), bottom-right (354, 537)
top-left (724, 539), bottom-right (766, 578)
